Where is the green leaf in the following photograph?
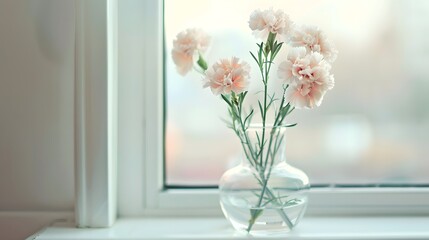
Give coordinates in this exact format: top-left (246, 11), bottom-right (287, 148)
top-left (271, 41), bottom-right (278, 55)
top-left (196, 54), bottom-right (208, 71)
top-left (258, 100), bottom-right (264, 116)
top-left (281, 104), bottom-right (291, 116)
top-left (242, 91), bottom-right (248, 99)
top-left (244, 109), bottom-right (254, 126)
top-left (245, 110), bottom-right (254, 128)
top-left (272, 42), bottom-right (283, 59)
top-left (220, 94), bottom-right (232, 107)
top-left (284, 123), bottom-right (297, 128)
top-left (266, 93), bottom-right (277, 110)
top-left (255, 90), bottom-right (265, 95)
top-left (250, 51), bottom-right (259, 65)
top-left (258, 42), bottom-right (263, 65)
top-left (288, 106), bottom-right (295, 115)
top-left (254, 134), bottom-right (261, 154)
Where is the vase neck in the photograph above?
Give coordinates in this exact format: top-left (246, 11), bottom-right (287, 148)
top-left (241, 125), bottom-right (287, 169)
top-left (241, 151), bottom-right (286, 168)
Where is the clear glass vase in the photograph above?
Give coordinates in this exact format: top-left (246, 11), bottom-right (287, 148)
top-left (219, 125), bottom-right (310, 234)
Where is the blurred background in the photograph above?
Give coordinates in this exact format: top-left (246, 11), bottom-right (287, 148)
top-left (165, 0), bottom-right (429, 186)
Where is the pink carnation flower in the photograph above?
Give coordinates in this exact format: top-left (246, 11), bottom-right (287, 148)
top-left (249, 8), bottom-right (293, 40)
top-left (172, 28), bottom-right (210, 76)
top-left (285, 81), bottom-right (325, 109)
top-left (278, 47), bottom-right (334, 109)
top-left (203, 57), bottom-right (250, 95)
top-left (290, 25), bottom-right (338, 63)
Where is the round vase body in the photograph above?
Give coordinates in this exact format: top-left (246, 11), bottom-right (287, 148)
top-left (219, 126), bottom-right (310, 234)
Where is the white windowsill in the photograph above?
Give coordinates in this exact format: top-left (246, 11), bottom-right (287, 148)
top-left (30, 217), bottom-right (429, 240)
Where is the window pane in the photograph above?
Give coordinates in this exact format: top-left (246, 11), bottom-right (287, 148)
top-left (165, 0), bottom-right (429, 186)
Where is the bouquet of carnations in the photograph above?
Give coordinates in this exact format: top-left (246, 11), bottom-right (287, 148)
top-left (172, 8), bottom-right (337, 233)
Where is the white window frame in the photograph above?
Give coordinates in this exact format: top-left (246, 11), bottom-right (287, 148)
top-left (75, 0), bottom-right (117, 227)
top-left (76, 0), bottom-right (429, 224)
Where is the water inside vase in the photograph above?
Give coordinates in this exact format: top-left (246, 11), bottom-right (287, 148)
top-left (220, 188), bottom-right (308, 234)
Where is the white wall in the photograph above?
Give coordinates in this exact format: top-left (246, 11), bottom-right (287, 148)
top-left (0, 0), bottom-right (75, 239)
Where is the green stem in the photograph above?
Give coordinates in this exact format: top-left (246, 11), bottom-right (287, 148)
top-left (262, 88), bottom-right (287, 168)
top-left (259, 53), bottom-right (270, 167)
top-left (247, 134), bottom-right (292, 232)
top-left (242, 38), bottom-right (295, 233)
top-left (266, 188), bottom-right (294, 229)
top-left (247, 177), bottom-right (294, 232)
top-left (228, 94), bottom-right (260, 169)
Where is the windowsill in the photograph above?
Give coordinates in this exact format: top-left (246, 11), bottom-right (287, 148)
top-left (31, 216), bottom-right (429, 240)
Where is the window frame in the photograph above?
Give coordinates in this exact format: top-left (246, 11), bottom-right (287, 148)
top-left (75, 0), bottom-right (117, 227)
top-left (116, 0), bottom-right (429, 218)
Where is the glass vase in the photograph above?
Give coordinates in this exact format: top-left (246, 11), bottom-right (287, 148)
top-left (219, 125), bottom-right (310, 234)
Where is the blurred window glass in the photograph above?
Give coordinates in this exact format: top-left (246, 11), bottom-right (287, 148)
top-left (165, 0), bottom-right (429, 186)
